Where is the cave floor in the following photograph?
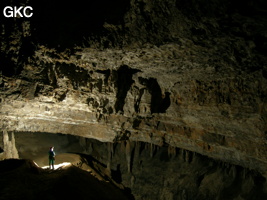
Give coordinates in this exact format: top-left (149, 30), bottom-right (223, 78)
top-left (0, 159), bottom-right (132, 200)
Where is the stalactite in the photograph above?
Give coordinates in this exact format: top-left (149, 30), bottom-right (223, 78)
top-left (192, 152), bottom-right (196, 161)
top-left (135, 141), bottom-right (141, 157)
top-left (111, 142), bottom-right (114, 157)
top-left (2, 130), bottom-right (19, 159)
top-left (107, 142), bottom-right (112, 174)
top-left (87, 142), bottom-right (93, 154)
top-left (185, 150), bottom-right (190, 163)
top-left (134, 141), bottom-right (140, 160)
top-left (168, 145), bottom-right (171, 157)
top-left (223, 162), bottom-right (230, 170)
top-left (126, 140), bottom-right (131, 173)
top-left (147, 143), bottom-right (150, 151)
top-left (107, 142), bottom-right (114, 160)
top-left (168, 145), bottom-right (176, 158)
top-left (120, 141), bottom-right (125, 153)
top-left (230, 166), bottom-right (236, 178)
top-left (181, 149), bottom-right (186, 161)
top-left (113, 142), bottom-right (118, 155)
top-left (131, 175), bottom-right (136, 188)
top-left (150, 143), bottom-right (154, 158)
top-left (181, 149), bottom-right (191, 163)
top-left (79, 137), bottom-right (87, 151)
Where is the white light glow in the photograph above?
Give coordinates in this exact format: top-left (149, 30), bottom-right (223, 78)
top-left (42, 162), bottom-right (71, 170)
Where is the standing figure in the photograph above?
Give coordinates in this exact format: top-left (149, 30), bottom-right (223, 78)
top-left (48, 146), bottom-right (56, 170)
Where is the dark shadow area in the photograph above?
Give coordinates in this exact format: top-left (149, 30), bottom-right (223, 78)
top-left (0, 54), bottom-right (17, 77)
top-left (30, 0), bottom-right (130, 49)
top-left (78, 153), bottom-right (135, 200)
top-left (176, 0), bottom-right (267, 18)
top-left (54, 62), bottom-right (91, 89)
top-left (0, 159), bottom-right (25, 172)
top-left (96, 69), bottom-right (111, 86)
top-left (159, 145), bottom-right (171, 162)
top-left (138, 77), bottom-right (171, 113)
top-left (113, 164), bottom-right (122, 183)
top-left (114, 65), bottom-right (140, 113)
top-left (0, 158), bottom-right (133, 200)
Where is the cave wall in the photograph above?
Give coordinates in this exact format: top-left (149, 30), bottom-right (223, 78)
top-left (52, 138), bottom-right (267, 200)
top-left (1, 51), bottom-right (266, 174)
top-left (2, 130), bottom-right (266, 200)
top-left (0, 0), bottom-right (267, 195)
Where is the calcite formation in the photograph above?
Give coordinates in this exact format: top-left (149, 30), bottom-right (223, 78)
top-left (1, 0), bottom-right (267, 180)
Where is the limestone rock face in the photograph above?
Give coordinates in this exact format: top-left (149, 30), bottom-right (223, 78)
top-left (1, 130), bottom-right (19, 159)
top-left (0, 0), bottom-right (267, 180)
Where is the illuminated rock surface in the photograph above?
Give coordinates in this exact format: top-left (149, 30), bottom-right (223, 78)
top-left (0, 0), bottom-right (267, 199)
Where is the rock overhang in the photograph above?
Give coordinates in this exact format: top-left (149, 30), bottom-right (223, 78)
top-left (1, 62), bottom-right (267, 174)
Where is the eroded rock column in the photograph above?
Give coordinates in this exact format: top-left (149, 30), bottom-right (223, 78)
top-left (2, 130), bottom-right (19, 159)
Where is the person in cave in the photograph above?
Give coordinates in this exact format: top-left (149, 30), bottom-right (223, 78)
top-left (48, 146), bottom-right (56, 170)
